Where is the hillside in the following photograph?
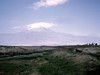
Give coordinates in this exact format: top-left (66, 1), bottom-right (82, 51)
top-left (0, 29), bottom-right (100, 45)
top-left (0, 45), bottom-right (100, 75)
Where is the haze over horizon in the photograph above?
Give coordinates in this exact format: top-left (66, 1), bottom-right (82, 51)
top-left (0, 0), bottom-right (100, 45)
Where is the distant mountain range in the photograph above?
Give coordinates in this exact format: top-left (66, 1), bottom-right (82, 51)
top-left (0, 28), bottom-right (100, 46)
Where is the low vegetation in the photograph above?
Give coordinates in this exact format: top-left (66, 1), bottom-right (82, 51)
top-left (0, 45), bottom-right (100, 75)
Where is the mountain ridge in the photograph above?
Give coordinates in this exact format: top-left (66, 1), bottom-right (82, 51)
top-left (0, 29), bottom-right (100, 46)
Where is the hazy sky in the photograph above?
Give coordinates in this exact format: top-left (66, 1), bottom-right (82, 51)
top-left (0, 0), bottom-right (100, 36)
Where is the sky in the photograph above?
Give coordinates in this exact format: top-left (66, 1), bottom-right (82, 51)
top-left (0, 0), bottom-right (100, 37)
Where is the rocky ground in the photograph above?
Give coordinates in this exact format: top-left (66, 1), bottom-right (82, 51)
top-left (0, 45), bottom-right (100, 75)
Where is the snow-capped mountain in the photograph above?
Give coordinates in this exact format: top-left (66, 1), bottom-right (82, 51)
top-left (0, 28), bottom-right (100, 46)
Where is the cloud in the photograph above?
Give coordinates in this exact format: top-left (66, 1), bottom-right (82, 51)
top-left (12, 22), bottom-right (56, 31)
top-left (27, 22), bottom-right (55, 30)
top-left (12, 26), bottom-right (21, 29)
top-left (33, 0), bottom-right (68, 9)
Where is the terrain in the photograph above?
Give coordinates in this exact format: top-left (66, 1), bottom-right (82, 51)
top-left (0, 28), bottom-right (100, 45)
top-left (0, 45), bottom-right (100, 75)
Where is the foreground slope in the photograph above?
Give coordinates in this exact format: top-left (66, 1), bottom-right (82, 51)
top-left (0, 45), bottom-right (100, 75)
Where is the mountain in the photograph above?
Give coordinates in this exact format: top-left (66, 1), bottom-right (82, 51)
top-left (0, 28), bottom-right (100, 46)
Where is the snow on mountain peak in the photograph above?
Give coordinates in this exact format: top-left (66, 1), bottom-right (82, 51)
top-left (27, 22), bottom-right (55, 30)
top-left (26, 27), bottom-right (49, 32)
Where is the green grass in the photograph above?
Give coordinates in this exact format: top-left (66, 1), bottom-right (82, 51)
top-left (0, 61), bottom-right (33, 75)
top-left (0, 54), bottom-right (100, 75)
top-left (0, 46), bottom-right (100, 75)
top-left (38, 56), bottom-right (85, 75)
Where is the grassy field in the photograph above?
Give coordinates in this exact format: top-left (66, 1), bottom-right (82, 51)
top-left (0, 45), bottom-right (100, 75)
